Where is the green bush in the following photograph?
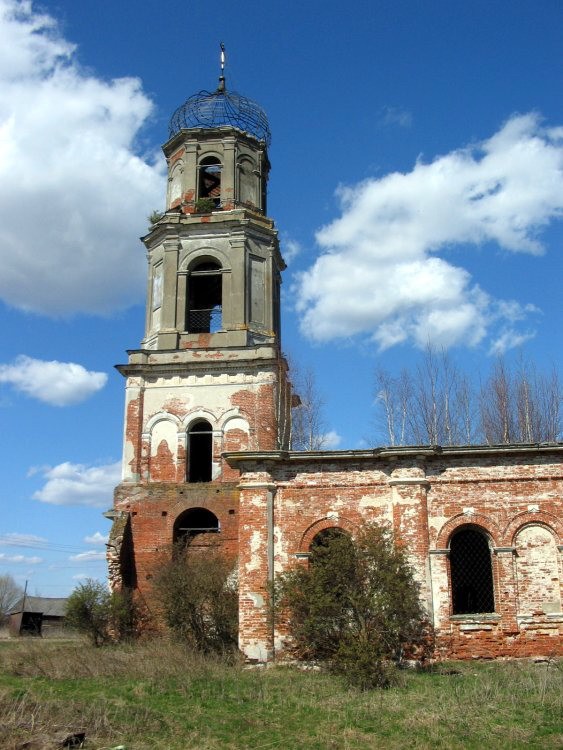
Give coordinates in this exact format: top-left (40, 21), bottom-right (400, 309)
top-left (276, 525), bottom-right (429, 689)
top-left (194, 198), bottom-right (216, 213)
top-left (66, 579), bottom-right (137, 646)
top-left (153, 543), bottom-right (238, 653)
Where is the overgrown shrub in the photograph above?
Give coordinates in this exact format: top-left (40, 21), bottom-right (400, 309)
top-left (275, 525), bottom-right (429, 689)
top-left (194, 197), bottom-right (216, 213)
top-left (153, 543), bottom-right (238, 653)
top-left (65, 579), bottom-right (137, 646)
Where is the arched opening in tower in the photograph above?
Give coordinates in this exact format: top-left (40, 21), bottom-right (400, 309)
top-left (187, 262), bottom-right (222, 333)
top-left (187, 420), bottom-right (213, 482)
top-left (173, 507), bottom-right (220, 546)
top-left (198, 156), bottom-right (222, 207)
top-left (449, 526), bottom-right (495, 614)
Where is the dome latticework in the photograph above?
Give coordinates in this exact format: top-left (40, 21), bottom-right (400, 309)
top-left (169, 86), bottom-right (271, 146)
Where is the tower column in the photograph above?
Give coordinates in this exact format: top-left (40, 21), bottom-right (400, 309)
top-left (158, 240), bottom-right (180, 348)
top-left (222, 136), bottom-right (236, 209)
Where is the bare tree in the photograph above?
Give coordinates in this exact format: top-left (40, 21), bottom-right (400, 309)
top-left (289, 363), bottom-right (329, 450)
top-left (375, 367), bottom-right (412, 446)
top-left (376, 346), bottom-right (476, 446)
top-left (480, 356), bottom-right (562, 444)
top-left (0, 574), bottom-right (23, 623)
top-left (375, 350), bottom-right (561, 447)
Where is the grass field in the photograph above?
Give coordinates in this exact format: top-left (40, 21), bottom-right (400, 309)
top-left (0, 639), bottom-right (561, 749)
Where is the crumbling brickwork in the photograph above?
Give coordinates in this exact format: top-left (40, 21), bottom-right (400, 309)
top-left (226, 445), bottom-right (563, 662)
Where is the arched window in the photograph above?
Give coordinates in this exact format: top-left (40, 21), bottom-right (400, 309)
top-left (309, 527), bottom-right (354, 567)
top-left (449, 527), bottom-right (495, 614)
top-left (198, 156), bottom-right (222, 207)
top-left (187, 261), bottom-right (222, 333)
top-left (173, 507), bottom-right (219, 545)
top-left (187, 420), bottom-right (213, 483)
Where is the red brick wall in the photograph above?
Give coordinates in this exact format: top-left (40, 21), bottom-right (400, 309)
top-left (113, 481), bottom-right (239, 621)
top-left (232, 449), bottom-right (563, 661)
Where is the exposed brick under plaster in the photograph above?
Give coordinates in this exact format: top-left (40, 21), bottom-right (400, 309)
top-left (111, 445), bottom-right (563, 661)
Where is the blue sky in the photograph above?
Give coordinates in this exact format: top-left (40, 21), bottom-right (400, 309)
top-left (1, 0), bottom-right (562, 597)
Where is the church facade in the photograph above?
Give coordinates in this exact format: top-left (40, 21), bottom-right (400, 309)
top-left (108, 71), bottom-right (563, 661)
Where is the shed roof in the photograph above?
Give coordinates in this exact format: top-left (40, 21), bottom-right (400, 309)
top-left (9, 596), bottom-right (67, 617)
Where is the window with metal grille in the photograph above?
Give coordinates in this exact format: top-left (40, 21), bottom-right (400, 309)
top-left (187, 262), bottom-right (222, 333)
top-left (187, 420), bottom-right (213, 483)
top-left (449, 527), bottom-right (495, 614)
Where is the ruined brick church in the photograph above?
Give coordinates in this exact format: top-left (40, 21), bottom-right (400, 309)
top-left (107, 67), bottom-right (563, 661)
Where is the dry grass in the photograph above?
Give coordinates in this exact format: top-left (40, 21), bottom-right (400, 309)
top-left (0, 639), bottom-right (561, 749)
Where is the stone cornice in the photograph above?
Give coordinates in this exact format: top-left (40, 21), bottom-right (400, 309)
top-left (224, 443), bottom-right (563, 468)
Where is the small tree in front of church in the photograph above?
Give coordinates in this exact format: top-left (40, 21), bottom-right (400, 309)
top-left (275, 525), bottom-right (429, 689)
top-left (66, 579), bottom-right (137, 646)
top-left (153, 543), bottom-right (238, 653)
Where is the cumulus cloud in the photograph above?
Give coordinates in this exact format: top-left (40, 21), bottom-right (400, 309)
top-left (0, 355), bottom-right (107, 405)
top-left (0, 532), bottom-right (46, 546)
top-left (282, 236), bottom-right (302, 265)
top-left (295, 113), bottom-right (563, 351)
top-left (0, 552), bottom-right (42, 564)
top-left (320, 430), bottom-right (342, 449)
top-left (0, 0), bottom-right (163, 316)
top-left (84, 531), bottom-right (108, 545)
top-left (33, 460), bottom-right (121, 507)
top-left (69, 550), bottom-right (106, 562)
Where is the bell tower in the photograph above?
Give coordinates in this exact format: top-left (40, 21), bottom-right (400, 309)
top-left (108, 61), bottom-right (290, 596)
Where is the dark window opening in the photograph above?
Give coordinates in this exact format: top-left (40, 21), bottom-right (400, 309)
top-left (309, 527), bottom-right (353, 567)
top-left (310, 527), bottom-right (348, 552)
top-left (198, 157), bottom-right (222, 207)
top-left (449, 527), bottom-right (495, 614)
top-left (173, 507), bottom-right (219, 546)
top-left (188, 420), bottom-right (213, 483)
top-left (187, 262), bottom-right (222, 333)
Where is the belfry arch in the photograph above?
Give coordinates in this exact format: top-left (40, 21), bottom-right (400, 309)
top-left (173, 507), bottom-right (220, 546)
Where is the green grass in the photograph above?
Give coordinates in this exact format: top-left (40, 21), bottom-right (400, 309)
top-left (0, 640), bottom-right (561, 749)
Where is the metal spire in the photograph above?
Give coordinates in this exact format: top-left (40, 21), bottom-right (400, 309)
top-left (218, 42), bottom-right (226, 92)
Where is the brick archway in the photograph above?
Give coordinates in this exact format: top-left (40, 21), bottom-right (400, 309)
top-left (436, 513), bottom-right (501, 549)
top-left (503, 510), bottom-right (562, 547)
top-left (299, 516), bottom-right (358, 553)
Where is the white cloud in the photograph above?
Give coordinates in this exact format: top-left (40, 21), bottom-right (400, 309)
top-left (320, 430), bottom-right (342, 449)
top-left (296, 113), bottom-right (563, 350)
top-left (0, 532), bottom-right (46, 546)
top-left (0, 0), bottom-right (163, 316)
top-left (0, 355), bottom-right (107, 405)
top-left (69, 550), bottom-right (106, 562)
top-left (84, 531), bottom-right (108, 546)
top-left (33, 460), bottom-right (121, 507)
top-left (380, 106), bottom-right (412, 128)
top-left (489, 329), bottom-right (536, 356)
top-left (282, 236), bottom-right (302, 265)
top-left (0, 552), bottom-right (42, 564)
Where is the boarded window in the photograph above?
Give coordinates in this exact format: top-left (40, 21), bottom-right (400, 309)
top-left (249, 255), bottom-right (265, 325)
top-left (149, 419), bottom-right (178, 482)
top-left (238, 157), bottom-right (258, 207)
top-left (449, 527), bottom-right (495, 614)
top-left (515, 525), bottom-right (561, 615)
